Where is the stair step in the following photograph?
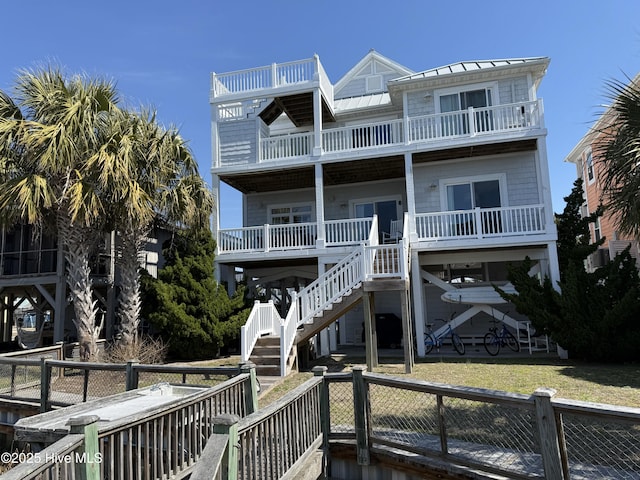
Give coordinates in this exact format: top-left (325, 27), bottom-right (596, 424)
top-left (255, 336), bottom-right (280, 346)
top-left (252, 346), bottom-right (280, 355)
top-left (254, 365), bottom-right (281, 376)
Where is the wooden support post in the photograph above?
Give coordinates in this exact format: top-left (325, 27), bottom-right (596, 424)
top-left (125, 360), bottom-right (139, 391)
top-left (352, 366), bottom-right (370, 465)
top-left (401, 288), bottom-right (414, 374)
top-left (40, 358), bottom-right (50, 413)
top-left (67, 415), bottom-right (101, 480)
top-left (313, 366), bottom-right (330, 477)
top-left (362, 292), bottom-right (378, 371)
top-left (533, 388), bottom-right (564, 480)
top-left (240, 362), bottom-right (259, 414)
top-left (213, 414), bottom-right (240, 480)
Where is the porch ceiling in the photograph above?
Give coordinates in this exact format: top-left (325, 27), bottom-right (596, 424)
top-left (412, 139), bottom-right (537, 163)
top-left (259, 92), bottom-right (335, 127)
top-left (220, 155), bottom-right (406, 194)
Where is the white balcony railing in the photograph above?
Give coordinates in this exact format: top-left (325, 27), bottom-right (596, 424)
top-left (219, 100), bottom-right (543, 167)
top-left (408, 101), bottom-right (542, 142)
top-left (325, 218), bottom-right (374, 246)
top-left (217, 218), bottom-right (373, 254)
top-left (322, 119), bottom-right (405, 153)
top-left (211, 58), bottom-right (319, 98)
top-left (415, 205), bottom-right (546, 241)
top-left (260, 132), bottom-right (313, 161)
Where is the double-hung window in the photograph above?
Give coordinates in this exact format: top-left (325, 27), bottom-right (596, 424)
top-left (585, 151), bottom-right (595, 183)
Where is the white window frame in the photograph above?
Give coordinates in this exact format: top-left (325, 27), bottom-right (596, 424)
top-left (268, 202), bottom-right (314, 224)
top-left (585, 149), bottom-right (595, 184)
top-left (350, 195), bottom-right (402, 220)
top-left (439, 173), bottom-right (507, 211)
top-left (593, 217), bottom-right (602, 243)
top-left (434, 82), bottom-right (498, 114)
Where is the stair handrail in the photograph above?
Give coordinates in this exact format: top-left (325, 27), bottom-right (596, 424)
top-left (241, 300), bottom-right (281, 362)
top-left (280, 292), bottom-right (298, 376)
top-left (297, 245), bottom-right (365, 327)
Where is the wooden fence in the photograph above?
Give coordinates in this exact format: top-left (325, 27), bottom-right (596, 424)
top-left (2, 362), bottom-right (639, 480)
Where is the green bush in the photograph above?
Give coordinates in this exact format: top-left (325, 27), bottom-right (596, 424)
top-left (140, 227), bottom-right (250, 360)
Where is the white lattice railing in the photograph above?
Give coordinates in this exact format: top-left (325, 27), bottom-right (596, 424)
top-left (240, 301), bottom-right (280, 363)
top-left (415, 205), bottom-right (546, 240)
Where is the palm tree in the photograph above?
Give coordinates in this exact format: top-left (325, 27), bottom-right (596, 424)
top-left (95, 109), bottom-right (213, 348)
top-left (0, 66), bottom-right (120, 360)
top-left (597, 74), bottom-right (640, 239)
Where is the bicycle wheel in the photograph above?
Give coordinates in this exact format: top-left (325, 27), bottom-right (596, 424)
top-left (451, 333), bottom-right (465, 355)
top-left (424, 333), bottom-right (437, 354)
top-left (483, 332), bottom-right (500, 356)
top-left (504, 330), bottom-right (520, 352)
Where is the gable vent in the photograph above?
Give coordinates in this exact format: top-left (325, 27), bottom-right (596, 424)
top-left (366, 75), bottom-right (383, 93)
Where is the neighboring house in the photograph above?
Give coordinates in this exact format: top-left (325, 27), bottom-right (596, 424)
top-left (565, 74), bottom-right (640, 271)
top-left (210, 50), bottom-right (560, 373)
top-left (0, 224), bottom-right (166, 348)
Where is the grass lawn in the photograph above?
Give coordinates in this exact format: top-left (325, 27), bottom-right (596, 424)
top-left (258, 354), bottom-right (640, 408)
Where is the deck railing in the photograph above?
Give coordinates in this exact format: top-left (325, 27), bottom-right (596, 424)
top-left (236, 375), bottom-right (323, 479)
top-left (324, 217), bottom-right (373, 246)
top-left (211, 58), bottom-right (319, 98)
top-left (260, 131), bottom-right (313, 161)
top-left (216, 100), bottom-right (543, 167)
top-left (321, 367), bottom-right (640, 480)
top-left (0, 351), bottom-right (247, 412)
top-left (322, 119), bottom-right (405, 153)
top-left (415, 204), bottom-right (546, 241)
top-left (217, 217), bottom-right (373, 254)
top-left (7, 364), bottom-right (637, 479)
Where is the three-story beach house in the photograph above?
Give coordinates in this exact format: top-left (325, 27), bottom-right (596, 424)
top-left (210, 50), bottom-right (560, 375)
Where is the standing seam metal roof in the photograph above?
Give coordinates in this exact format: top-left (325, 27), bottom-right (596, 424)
top-left (390, 57), bottom-right (549, 82)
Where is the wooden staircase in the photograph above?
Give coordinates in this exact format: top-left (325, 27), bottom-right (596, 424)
top-left (295, 285), bottom-right (363, 344)
top-left (249, 335), bottom-right (297, 377)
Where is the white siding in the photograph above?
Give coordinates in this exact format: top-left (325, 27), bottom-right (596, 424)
top-left (324, 180), bottom-right (406, 220)
top-left (413, 152), bottom-right (540, 214)
top-left (497, 76), bottom-right (530, 103)
top-left (406, 90), bottom-right (436, 117)
top-left (218, 119), bottom-right (257, 166)
top-left (245, 188), bottom-right (316, 226)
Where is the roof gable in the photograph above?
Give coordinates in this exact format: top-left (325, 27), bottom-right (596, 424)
top-left (334, 50), bottom-right (414, 100)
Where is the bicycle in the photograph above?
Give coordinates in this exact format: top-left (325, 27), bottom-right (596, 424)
top-left (483, 318), bottom-right (520, 356)
top-left (424, 316), bottom-right (465, 355)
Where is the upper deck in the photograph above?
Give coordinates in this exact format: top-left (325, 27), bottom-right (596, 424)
top-left (210, 56), bottom-right (547, 172)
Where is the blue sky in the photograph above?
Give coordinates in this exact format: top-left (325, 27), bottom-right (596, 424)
top-left (2, 0), bottom-right (640, 228)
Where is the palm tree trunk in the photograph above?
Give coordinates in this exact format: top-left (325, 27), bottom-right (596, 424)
top-left (116, 222), bottom-right (144, 347)
top-left (58, 211), bottom-right (102, 361)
